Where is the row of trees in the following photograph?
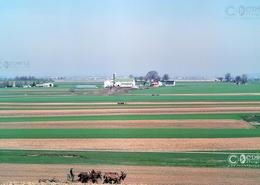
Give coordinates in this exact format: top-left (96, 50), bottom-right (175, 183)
top-left (0, 76), bottom-right (54, 88)
top-left (134, 71), bottom-right (170, 82)
top-left (218, 73), bottom-right (248, 84)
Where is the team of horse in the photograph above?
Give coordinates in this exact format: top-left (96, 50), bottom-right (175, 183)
top-left (68, 168), bottom-right (127, 184)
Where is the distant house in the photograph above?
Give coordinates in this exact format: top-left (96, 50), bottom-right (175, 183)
top-left (36, 83), bottom-right (54, 88)
top-left (104, 80), bottom-right (113, 88)
top-left (23, 85), bottom-right (31, 88)
top-left (151, 81), bottom-right (163, 87)
top-left (115, 78), bottom-right (136, 88)
top-left (104, 77), bottom-right (136, 88)
top-left (162, 80), bottom-right (176, 87)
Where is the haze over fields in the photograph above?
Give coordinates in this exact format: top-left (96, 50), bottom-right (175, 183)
top-left (0, 0), bottom-right (260, 77)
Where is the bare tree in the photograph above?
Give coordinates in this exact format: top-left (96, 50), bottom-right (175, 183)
top-left (241, 74), bottom-right (248, 84)
top-left (162, 74), bottom-right (170, 81)
top-left (217, 77), bottom-right (223, 82)
top-left (235, 75), bottom-right (241, 84)
top-left (225, 73), bottom-right (232, 82)
top-left (128, 74), bottom-right (134, 79)
top-left (145, 71), bottom-right (160, 81)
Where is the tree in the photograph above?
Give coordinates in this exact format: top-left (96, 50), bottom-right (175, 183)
top-left (145, 71), bottom-right (160, 81)
top-left (128, 74), bottom-right (134, 79)
top-left (225, 73), bottom-right (232, 82)
top-left (162, 74), bottom-right (170, 81)
top-left (241, 74), bottom-right (248, 84)
top-left (135, 76), bottom-right (143, 81)
top-left (235, 75), bottom-right (241, 84)
top-left (217, 77), bottom-right (223, 82)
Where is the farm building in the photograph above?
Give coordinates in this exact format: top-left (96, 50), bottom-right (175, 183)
top-left (36, 83), bottom-right (54, 88)
top-left (115, 78), bottom-right (136, 88)
top-left (104, 80), bottom-right (113, 88)
top-left (104, 77), bottom-right (136, 88)
top-left (151, 81), bottom-right (163, 87)
top-left (162, 80), bottom-right (176, 86)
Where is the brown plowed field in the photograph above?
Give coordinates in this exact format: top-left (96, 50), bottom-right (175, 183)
top-left (1, 138), bottom-right (260, 152)
top-left (1, 107), bottom-right (260, 117)
top-left (0, 164), bottom-right (260, 185)
top-left (0, 119), bottom-right (251, 129)
top-left (1, 101), bottom-right (260, 106)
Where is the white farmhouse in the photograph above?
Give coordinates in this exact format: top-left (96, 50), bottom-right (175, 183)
top-left (104, 77), bottom-right (136, 88)
top-left (104, 80), bottom-right (113, 88)
top-left (36, 83), bottom-right (54, 88)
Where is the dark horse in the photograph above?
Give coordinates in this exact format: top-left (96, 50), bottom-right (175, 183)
top-left (78, 169), bottom-right (102, 183)
top-left (103, 171), bottom-right (127, 184)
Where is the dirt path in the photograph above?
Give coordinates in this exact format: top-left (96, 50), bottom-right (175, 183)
top-left (1, 138), bottom-right (260, 152)
top-left (0, 119), bottom-right (251, 129)
top-left (1, 107), bottom-right (260, 117)
top-left (0, 164), bottom-right (260, 185)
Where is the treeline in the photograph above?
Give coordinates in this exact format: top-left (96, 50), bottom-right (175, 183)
top-left (0, 76), bottom-right (54, 88)
top-left (133, 71), bottom-right (171, 82)
top-left (217, 73), bottom-right (248, 84)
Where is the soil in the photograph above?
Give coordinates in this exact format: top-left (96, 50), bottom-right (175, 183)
top-left (0, 119), bottom-right (251, 129)
top-left (1, 101), bottom-right (260, 106)
top-left (1, 138), bottom-right (260, 152)
top-left (0, 164), bottom-right (260, 185)
top-left (1, 107), bottom-right (260, 117)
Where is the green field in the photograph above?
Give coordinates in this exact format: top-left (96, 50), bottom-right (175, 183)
top-left (0, 113), bottom-right (255, 122)
top-left (129, 82), bottom-right (260, 94)
top-left (0, 81), bottom-right (259, 102)
top-left (0, 149), bottom-right (259, 168)
top-left (1, 95), bottom-right (260, 102)
top-left (0, 128), bottom-right (260, 139)
top-left (6, 81), bottom-right (257, 95)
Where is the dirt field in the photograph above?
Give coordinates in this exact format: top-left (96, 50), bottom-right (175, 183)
top-left (0, 101), bottom-right (260, 106)
top-left (1, 138), bottom-right (260, 152)
top-left (2, 107), bottom-right (260, 117)
top-left (0, 119), bottom-right (251, 129)
top-left (1, 101), bottom-right (260, 106)
top-left (0, 164), bottom-right (260, 185)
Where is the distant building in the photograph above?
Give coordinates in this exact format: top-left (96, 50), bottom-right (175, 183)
top-left (162, 80), bottom-right (176, 87)
top-left (104, 80), bottom-right (113, 88)
top-left (104, 74), bottom-right (136, 88)
top-left (36, 83), bottom-right (54, 88)
top-left (150, 81), bottom-right (163, 87)
top-left (23, 85), bottom-right (31, 88)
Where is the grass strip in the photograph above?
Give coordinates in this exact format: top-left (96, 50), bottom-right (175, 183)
top-left (0, 149), bottom-right (260, 168)
top-left (0, 128), bottom-right (260, 139)
top-left (0, 113), bottom-right (255, 122)
top-left (1, 95), bottom-right (260, 103)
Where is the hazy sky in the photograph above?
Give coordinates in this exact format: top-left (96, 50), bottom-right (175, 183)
top-left (0, 0), bottom-right (260, 77)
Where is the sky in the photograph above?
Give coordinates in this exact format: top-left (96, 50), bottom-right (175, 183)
top-left (0, 0), bottom-right (260, 77)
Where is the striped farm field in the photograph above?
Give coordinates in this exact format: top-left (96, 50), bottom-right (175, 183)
top-left (1, 81), bottom-right (260, 184)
